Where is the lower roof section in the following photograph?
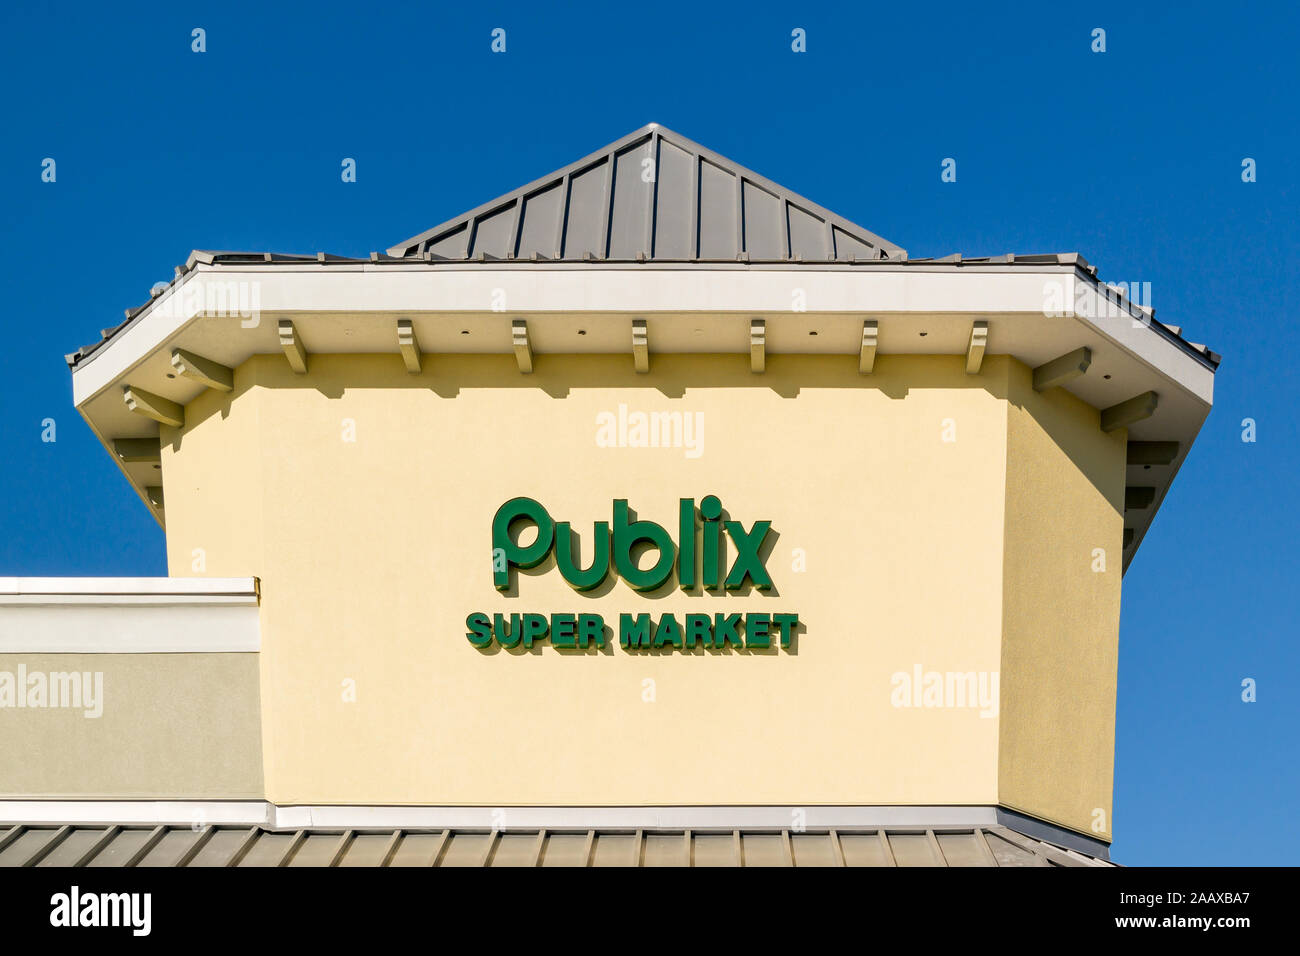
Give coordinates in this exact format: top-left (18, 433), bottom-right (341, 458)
top-left (0, 824), bottom-right (1110, 868)
top-left (0, 803), bottom-right (1111, 866)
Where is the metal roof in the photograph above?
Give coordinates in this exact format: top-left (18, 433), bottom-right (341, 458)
top-left (0, 823), bottom-right (1112, 867)
top-left (386, 123), bottom-right (907, 263)
top-left (60, 124), bottom-right (1220, 373)
top-left (63, 247), bottom-right (1221, 372)
top-left (60, 122), bottom-right (1219, 402)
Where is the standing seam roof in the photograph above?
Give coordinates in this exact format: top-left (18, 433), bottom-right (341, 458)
top-left (0, 823), bottom-right (1112, 867)
top-left (61, 124), bottom-right (1220, 372)
top-left (385, 123), bottom-right (908, 262)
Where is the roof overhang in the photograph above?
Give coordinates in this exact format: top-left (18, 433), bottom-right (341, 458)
top-left (69, 257), bottom-right (1215, 571)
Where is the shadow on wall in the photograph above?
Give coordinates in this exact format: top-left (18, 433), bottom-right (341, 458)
top-left (169, 350), bottom-right (1122, 513)
top-left (168, 350), bottom-right (956, 453)
top-left (202, 350), bottom-right (992, 403)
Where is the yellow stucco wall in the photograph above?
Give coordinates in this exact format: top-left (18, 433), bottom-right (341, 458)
top-left (0, 653), bottom-right (263, 798)
top-left (162, 366), bottom-right (265, 575)
top-left (157, 349), bottom-right (1122, 835)
top-left (997, 361), bottom-right (1126, 839)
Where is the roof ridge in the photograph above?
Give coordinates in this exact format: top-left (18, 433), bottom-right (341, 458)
top-left (384, 123), bottom-right (906, 262)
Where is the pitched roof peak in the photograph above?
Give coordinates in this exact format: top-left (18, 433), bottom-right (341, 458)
top-left (386, 124), bottom-right (905, 262)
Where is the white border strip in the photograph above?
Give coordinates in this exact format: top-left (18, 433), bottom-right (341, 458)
top-left (0, 577), bottom-right (258, 598)
top-left (0, 801), bottom-right (273, 826)
top-left (0, 801), bottom-right (1001, 831)
top-left (281, 803), bottom-right (1005, 832)
top-left (0, 801), bottom-right (1110, 859)
top-left (0, 579), bottom-right (260, 652)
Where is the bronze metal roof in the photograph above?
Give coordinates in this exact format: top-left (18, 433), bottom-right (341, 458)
top-left (0, 823), bottom-right (1112, 867)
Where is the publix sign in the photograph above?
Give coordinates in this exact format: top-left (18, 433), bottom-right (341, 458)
top-left (465, 496), bottom-right (801, 651)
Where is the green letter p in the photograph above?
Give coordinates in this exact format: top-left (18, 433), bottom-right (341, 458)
top-left (492, 497), bottom-right (555, 590)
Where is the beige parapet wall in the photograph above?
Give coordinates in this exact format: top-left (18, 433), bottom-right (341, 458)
top-left (0, 580), bottom-right (263, 799)
top-left (998, 361), bottom-right (1124, 835)
top-left (149, 352), bottom-right (1121, 839)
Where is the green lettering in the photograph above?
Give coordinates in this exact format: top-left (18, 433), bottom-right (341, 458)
top-left (466, 612), bottom-right (492, 647)
top-left (712, 612), bottom-right (744, 648)
top-left (491, 497), bottom-right (555, 590)
top-left (653, 613), bottom-right (684, 649)
top-left (550, 613), bottom-right (577, 648)
top-left (577, 613), bottom-right (606, 648)
top-left (700, 495), bottom-right (722, 590)
top-left (555, 521), bottom-right (610, 591)
top-left (493, 613), bottom-right (521, 648)
top-left (744, 613), bottom-right (771, 648)
top-left (684, 613), bottom-right (713, 648)
top-left (620, 612), bottom-right (653, 649)
top-left (772, 613), bottom-right (800, 648)
top-left (521, 613), bottom-right (549, 648)
top-left (612, 500), bottom-right (676, 591)
top-left (724, 520), bottom-right (773, 590)
top-left (677, 498), bottom-right (696, 590)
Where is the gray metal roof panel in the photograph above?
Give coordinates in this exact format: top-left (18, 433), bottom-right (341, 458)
top-left (0, 823), bottom-right (1112, 867)
top-left (385, 123), bottom-right (908, 262)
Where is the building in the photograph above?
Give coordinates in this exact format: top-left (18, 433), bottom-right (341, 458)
top-left (0, 124), bottom-right (1218, 867)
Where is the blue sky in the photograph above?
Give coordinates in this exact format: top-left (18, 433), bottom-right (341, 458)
top-left (1, 2), bottom-right (1296, 864)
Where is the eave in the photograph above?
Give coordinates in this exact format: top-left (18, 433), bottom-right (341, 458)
top-left (68, 257), bottom-right (1216, 572)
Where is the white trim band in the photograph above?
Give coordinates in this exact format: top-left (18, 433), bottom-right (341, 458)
top-left (0, 578), bottom-right (260, 653)
top-left (0, 801), bottom-right (1001, 831)
top-left (0, 577), bottom-right (258, 598)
